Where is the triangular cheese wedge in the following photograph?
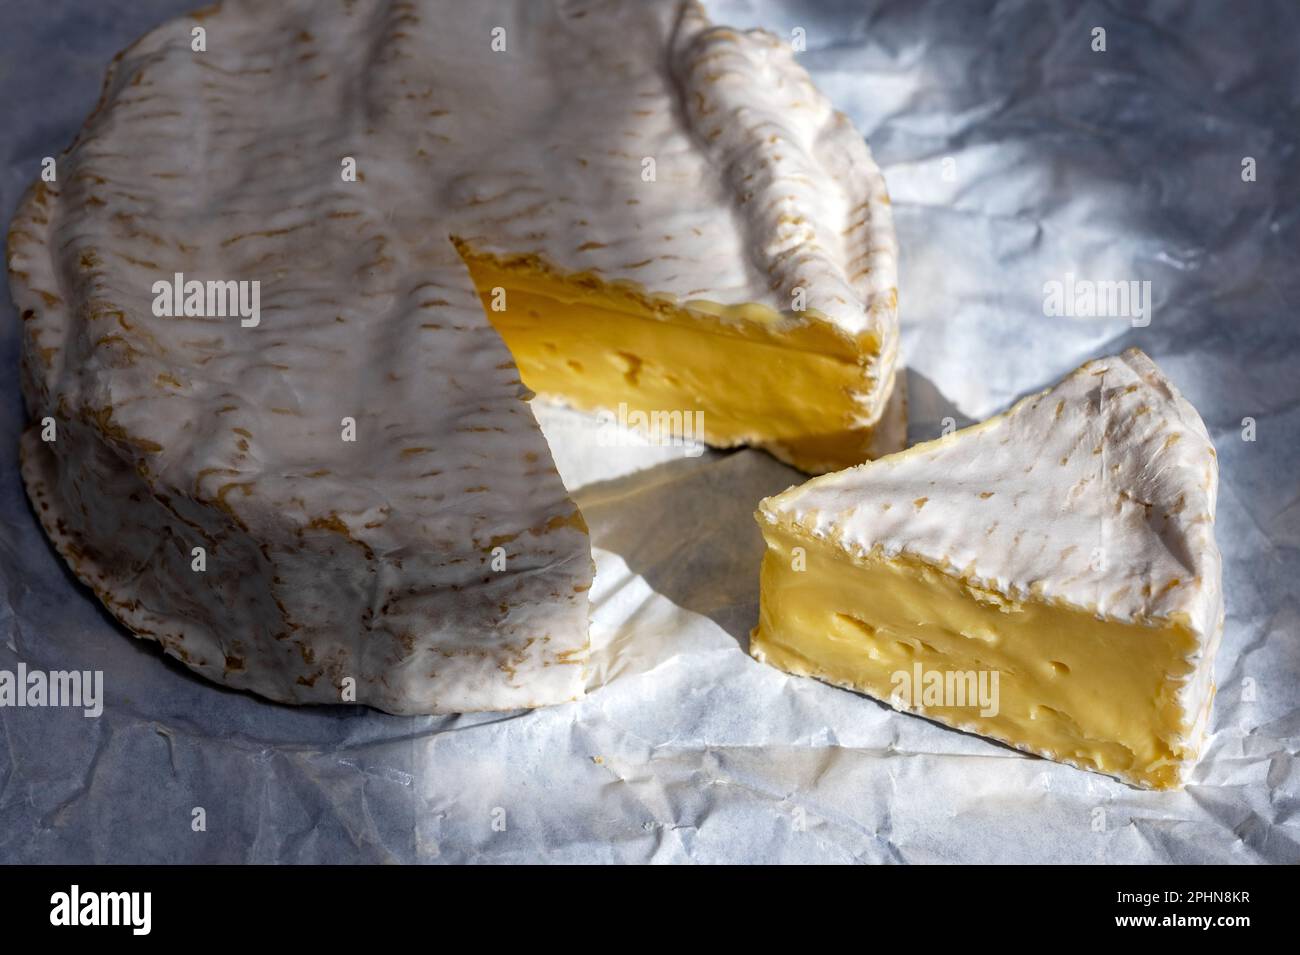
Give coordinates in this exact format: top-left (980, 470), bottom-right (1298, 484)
top-left (752, 349), bottom-right (1224, 789)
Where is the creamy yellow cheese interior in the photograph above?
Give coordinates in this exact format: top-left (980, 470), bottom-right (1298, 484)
top-left (459, 249), bottom-right (882, 473)
top-left (751, 521), bottom-right (1200, 789)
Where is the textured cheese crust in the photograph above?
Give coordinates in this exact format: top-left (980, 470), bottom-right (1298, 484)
top-left (753, 349), bottom-right (1225, 788)
top-left (7, 0), bottom-right (898, 713)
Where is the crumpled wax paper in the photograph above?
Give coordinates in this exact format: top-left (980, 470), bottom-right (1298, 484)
top-left (1, 0), bottom-right (1297, 863)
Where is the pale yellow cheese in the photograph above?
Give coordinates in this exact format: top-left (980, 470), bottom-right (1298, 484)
top-left (751, 523), bottom-right (1202, 789)
top-left (748, 351), bottom-right (1224, 789)
top-left (460, 250), bottom-right (896, 474)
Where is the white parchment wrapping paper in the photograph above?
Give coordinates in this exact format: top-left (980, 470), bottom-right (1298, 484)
top-left (1, 0), bottom-right (1296, 863)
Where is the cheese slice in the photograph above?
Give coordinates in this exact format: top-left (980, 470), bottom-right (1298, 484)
top-left (752, 349), bottom-right (1224, 788)
top-left (7, 0), bottom-right (898, 713)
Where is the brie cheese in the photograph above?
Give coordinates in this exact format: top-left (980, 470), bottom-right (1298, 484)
top-left (7, 0), bottom-right (899, 712)
top-left (751, 349), bottom-right (1224, 789)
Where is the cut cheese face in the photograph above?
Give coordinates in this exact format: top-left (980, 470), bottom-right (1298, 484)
top-left (7, 0), bottom-right (898, 714)
top-left (462, 250), bottom-right (904, 473)
top-left (752, 349), bottom-right (1223, 788)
